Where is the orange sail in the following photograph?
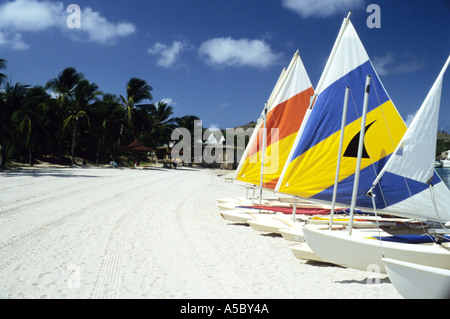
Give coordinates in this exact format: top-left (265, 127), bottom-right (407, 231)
top-left (235, 51), bottom-right (314, 189)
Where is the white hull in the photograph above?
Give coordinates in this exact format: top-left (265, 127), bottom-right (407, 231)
top-left (217, 202), bottom-right (241, 211)
top-left (216, 199), bottom-right (293, 211)
top-left (308, 216), bottom-right (414, 228)
top-left (279, 225), bottom-right (307, 242)
top-left (248, 215), bottom-right (306, 234)
top-left (216, 197), bottom-right (249, 205)
top-left (291, 243), bottom-right (329, 263)
top-left (249, 213), bottom-right (415, 237)
top-left (383, 258), bottom-right (450, 299)
top-left (303, 226), bottom-right (450, 274)
top-left (219, 209), bottom-right (278, 223)
top-left (442, 160), bottom-right (450, 168)
top-left (249, 215), bottom-right (349, 236)
top-left (291, 228), bottom-right (392, 262)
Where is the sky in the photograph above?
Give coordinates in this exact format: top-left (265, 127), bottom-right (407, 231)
top-left (1, 0), bottom-right (449, 133)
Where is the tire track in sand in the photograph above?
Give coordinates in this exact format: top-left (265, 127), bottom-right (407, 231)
top-left (89, 172), bottom-right (183, 299)
top-left (173, 173), bottom-right (254, 298)
top-left (0, 171), bottom-right (165, 272)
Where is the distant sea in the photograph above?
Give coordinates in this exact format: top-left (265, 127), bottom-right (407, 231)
top-left (436, 167), bottom-right (450, 188)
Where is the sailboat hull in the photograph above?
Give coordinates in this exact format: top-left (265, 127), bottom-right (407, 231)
top-left (248, 215), bottom-right (297, 234)
top-left (303, 226), bottom-right (450, 274)
top-left (383, 258), bottom-right (450, 299)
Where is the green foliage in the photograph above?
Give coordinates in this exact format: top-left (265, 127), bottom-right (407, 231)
top-left (437, 131), bottom-right (450, 157)
top-left (0, 61), bottom-right (202, 167)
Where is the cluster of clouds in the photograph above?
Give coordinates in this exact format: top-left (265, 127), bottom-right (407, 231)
top-left (0, 0), bottom-right (364, 69)
top-left (147, 38), bottom-right (282, 69)
top-left (146, 0), bottom-right (362, 69)
top-left (281, 0), bottom-right (363, 18)
top-left (0, 0), bottom-right (423, 75)
top-left (0, 0), bottom-right (135, 49)
top-left (372, 52), bottom-right (425, 76)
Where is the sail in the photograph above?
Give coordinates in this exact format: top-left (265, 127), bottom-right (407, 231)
top-left (275, 17), bottom-right (447, 215)
top-left (371, 55), bottom-right (450, 222)
top-left (235, 51), bottom-right (314, 189)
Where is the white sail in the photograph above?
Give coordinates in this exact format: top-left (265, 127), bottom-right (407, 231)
top-left (373, 55), bottom-right (450, 185)
top-left (370, 55), bottom-right (450, 222)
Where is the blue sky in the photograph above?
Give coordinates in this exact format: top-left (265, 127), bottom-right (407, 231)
top-left (1, 0), bottom-right (449, 132)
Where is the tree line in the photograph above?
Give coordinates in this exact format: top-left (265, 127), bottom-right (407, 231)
top-left (0, 59), bottom-right (200, 167)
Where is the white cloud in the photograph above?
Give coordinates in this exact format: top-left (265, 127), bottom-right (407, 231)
top-left (373, 52), bottom-right (425, 76)
top-left (79, 7), bottom-right (135, 45)
top-left (0, 31), bottom-right (29, 50)
top-left (0, 0), bottom-right (135, 49)
top-left (405, 112), bottom-right (417, 128)
top-left (199, 37), bottom-right (281, 68)
top-left (282, 0), bottom-right (362, 18)
top-left (160, 98), bottom-right (176, 106)
top-left (0, 0), bottom-right (64, 31)
top-left (148, 41), bottom-right (189, 67)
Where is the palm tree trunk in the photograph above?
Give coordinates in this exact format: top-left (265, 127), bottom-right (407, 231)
top-left (29, 142), bottom-right (33, 166)
top-left (71, 118), bottom-right (78, 166)
top-left (116, 123), bottom-right (124, 162)
top-left (0, 144), bottom-right (5, 168)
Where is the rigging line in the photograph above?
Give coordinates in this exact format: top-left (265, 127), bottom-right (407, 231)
top-left (347, 83), bottom-right (391, 211)
top-left (429, 184), bottom-right (447, 230)
top-left (402, 176), bottom-right (421, 218)
top-left (371, 80), bottom-right (422, 217)
top-left (370, 192), bottom-right (385, 259)
top-left (349, 84), bottom-right (359, 118)
top-left (370, 78), bottom-right (397, 150)
top-left (359, 80), bottom-right (390, 210)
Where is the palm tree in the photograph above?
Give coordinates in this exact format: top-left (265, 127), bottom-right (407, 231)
top-left (11, 86), bottom-right (50, 166)
top-left (174, 115), bottom-right (201, 163)
top-left (64, 79), bottom-right (99, 165)
top-left (45, 67), bottom-right (82, 164)
top-left (116, 78), bottom-right (152, 157)
top-left (148, 101), bottom-right (176, 149)
top-left (133, 103), bottom-right (155, 142)
top-left (88, 93), bottom-right (123, 164)
top-left (0, 59), bottom-right (7, 167)
top-left (0, 59), bottom-right (7, 86)
top-left (0, 82), bottom-right (30, 167)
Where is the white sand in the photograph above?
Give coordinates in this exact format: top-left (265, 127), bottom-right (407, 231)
top-left (0, 166), bottom-right (402, 299)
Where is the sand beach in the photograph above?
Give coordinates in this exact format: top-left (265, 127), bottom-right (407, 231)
top-left (0, 165), bottom-right (402, 299)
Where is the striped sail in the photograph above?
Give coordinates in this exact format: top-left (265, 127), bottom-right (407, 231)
top-left (276, 17), bottom-right (448, 217)
top-left (235, 51), bottom-right (314, 189)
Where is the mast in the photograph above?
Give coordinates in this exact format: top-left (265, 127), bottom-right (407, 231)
top-left (276, 12), bottom-right (352, 193)
top-left (329, 86), bottom-right (350, 229)
top-left (259, 103), bottom-right (268, 205)
top-left (348, 75), bottom-right (371, 235)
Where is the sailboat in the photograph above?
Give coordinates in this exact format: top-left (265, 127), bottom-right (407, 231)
top-left (303, 53), bottom-right (450, 274)
top-left (219, 50), bottom-right (322, 223)
top-left (262, 15), bottom-right (395, 241)
top-left (235, 50), bottom-right (314, 190)
top-left (375, 56), bottom-right (450, 299)
top-left (271, 13), bottom-right (449, 264)
top-left (275, 15), bottom-right (407, 211)
top-left (383, 258), bottom-right (450, 299)
top-left (248, 12), bottom-right (422, 237)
